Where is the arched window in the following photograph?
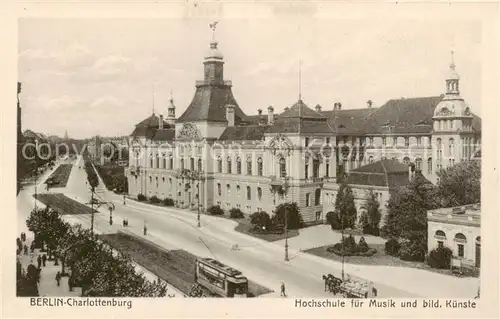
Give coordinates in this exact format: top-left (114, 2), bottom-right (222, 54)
top-left (454, 233), bottom-right (467, 242)
top-left (217, 156), bottom-right (222, 173)
top-left (246, 186), bottom-right (251, 200)
top-left (369, 156), bottom-right (374, 164)
top-left (197, 158), bottom-right (202, 172)
top-left (150, 154), bottom-right (154, 168)
top-left (236, 185), bottom-right (240, 196)
top-left (227, 184), bottom-right (231, 196)
top-left (180, 158), bottom-right (184, 170)
top-left (427, 157), bottom-right (432, 174)
top-left (415, 158), bottom-right (422, 170)
top-left (227, 157), bottom-right (232, 174)
top-left (246, 157), bottom-right (252, 175)
top-left (190, 157), bottom-right (194, 170)
top-left (156, 154), bottom-right (160, 168)
top-left (217, 183), bottom-right (221, 196)
top-left (149, 176), bottom-right (152, 183)
top-left (236, 157), bottom-right (242, 174)
top-left (169, 155), bottom-right (173, 169)
top-left (257, 157), bottom-right (263, 176)
top-left (279, 157), bottom-right (287, 178)
top-left (435, 230), bottom-right (446, 238)
top-left (169, 178), bottom-right (172, 190)
top-left (257, 187), bottom-right (262, 201)
top-left (403, 157), bottom-right (410, 166)
top-left (315, 189), bottom-right (321, 206)
top-left (162, 155), bottom-right (167, 169)
top-left (155, 176), bottom-right (158, 187)
top-left (449, 138), bottom-right (454, 157)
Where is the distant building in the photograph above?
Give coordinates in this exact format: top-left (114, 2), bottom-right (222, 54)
top-left (427, 204), bottom-right (481, 268)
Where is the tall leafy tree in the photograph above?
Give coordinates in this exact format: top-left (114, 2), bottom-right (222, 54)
top-left (381, 174), bottom-right (439, 261)
top-left (436, 161), bottom-right (480, 207)
top-left (334, 182), bottom-right (357, 229)
top-left (359, 191), bottom-right (381, 235)
top-left (272, 202), bottom-right (303, 230)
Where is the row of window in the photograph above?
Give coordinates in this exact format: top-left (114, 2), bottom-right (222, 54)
top-left (434, 231), bottom-right (480, 259)
top-left (217, 184), bottom-right (263, 201)
top-left (324, 191), bottom-right (383, 205)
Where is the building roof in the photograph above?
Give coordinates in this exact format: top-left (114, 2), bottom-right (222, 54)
top-left (280, 99), bottom-right (326, 119)
top-left (218, 125), bottom-right (269, 141)
top-left (23, 129), bottom-right (49, 141)
top-left (346, 159), bottom-right (413, 189)
top-left (316, 96), bottom-right (482, 135)
top-left (177, 84), bottom-right (247, 123)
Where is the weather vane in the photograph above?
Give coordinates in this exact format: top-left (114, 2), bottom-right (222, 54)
top-left (209, 21), bottom-right (219, 39)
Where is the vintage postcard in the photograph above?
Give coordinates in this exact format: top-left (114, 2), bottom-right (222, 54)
top-left (3, 1), bottom-right (499, 318)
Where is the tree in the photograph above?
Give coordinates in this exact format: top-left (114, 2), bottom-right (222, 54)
top-left (334, 182), bottom-right (357, 229)
top-left (436, 161), bottom-right (480, 207)
top-left (272, 202), bottom-right (303, 230)
top-left (250, 211), bottom-right (272, 229)
top-left (359, 191), bottom-right (381, 235)
top-left (381, 174), bottom-right (439, 261)
top-left (326, 211), bottom-right (342, 230)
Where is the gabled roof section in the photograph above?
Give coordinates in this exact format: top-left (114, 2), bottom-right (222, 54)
top-left (352, 159), bottom-right (409, 174)
top-left (325, 108), bottom-right (376, 135)
top-left (267, 117), bottom-right (335, 134)
top-left (177, 84), bottom-right (248, 123)
top-left (280, 99), bottom-right (326, 119)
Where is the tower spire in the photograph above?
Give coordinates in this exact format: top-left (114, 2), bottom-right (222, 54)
top-left (298, 59), bottom-right (302, 101)
top-left (152, 82), bottom-right (155, 115)
top-left (209, 21), bottom-right (219, 41)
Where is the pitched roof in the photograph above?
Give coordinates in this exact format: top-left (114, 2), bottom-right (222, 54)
top-left (177, 84), bottom-right (247, 123)
top-left (280, 99), bottom-right (326, 119)
top-left (325, 108), bottom-right (376, 135)
top-left (346, 159), bottom-right (412, 188)
top-left (152, 129), bottom-right (175, 141)
top-left (219, 125), bottom-right (270, 141)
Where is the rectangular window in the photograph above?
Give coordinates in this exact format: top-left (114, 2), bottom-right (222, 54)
top-left (190, 158), bottom-right (194, 170)
top-left (313, 159), bottom-right (320, 178)
top-left (405, 137), bottom-right (409, 147)
top-left (305, 164), bottom-right (309, 179)
top-left (325, 163), bottom-right (329, 177)
top-left (306, 193), bottom-right (310, 207)
top-left (369, 137), bottom-right (374, 146)
top-left (382, 137), bottom-right (386, 146)
top-left (217, 160), bottom-right (222, 173)
top-left (305, 137), bottom-right (310, 147)
top-left (458, 244), bottom-right (464, 257)
top-left (393, 137), bottom-right (397, 145)
top-left (326, 137), bottom-right (330, 144)
top-left (247, 160), bottom-right (252, 175)
top-left (315, 211), bottom-right (321, 221)
top-left (257, 159), bottom-right (263, 176)
top-left (417, 137), bottom-right (421, 146)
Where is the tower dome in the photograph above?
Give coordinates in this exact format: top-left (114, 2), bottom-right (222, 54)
top-left (204, 40), bottom-right (224, 60)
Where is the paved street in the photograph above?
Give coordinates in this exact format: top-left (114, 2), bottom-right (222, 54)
top-left (17, 155), bottom-right (479, 298)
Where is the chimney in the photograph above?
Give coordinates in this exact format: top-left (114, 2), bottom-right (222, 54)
top-left (267, 105), bottom-right (274, 124)
top-left (367, 100), bottom-right (373, 108)
top-left (337, 102), bottom-right (342, 110)
top-left (258, 109), bottom-right (262, 115)
top-left (225, 104), bottom-right (235, 127)
top-left (159, 114), bottom-right (164, 130)
top-left (315, 104), bottom-right (322, 112)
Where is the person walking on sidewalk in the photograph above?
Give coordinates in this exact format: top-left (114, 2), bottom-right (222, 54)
top-left (143, 222), bottom-right (148, 236)
top-left (280, 282), bottom-right (287, 297)
top-left (55, 272), bottom-right (61, 287)
top-left (42, 254), bottom-right (47, 267)
top-left (37, 255), bottom-right (42, 269)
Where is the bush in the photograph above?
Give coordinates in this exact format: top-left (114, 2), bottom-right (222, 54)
top-left (137, 194), bottom-right (147, 202)
top-left (399, 239), bottom-right (426, 262)
top-left (229, 208), bottom-right (244, 219)
top-left (427, 247), bottom-right (453, 269)
top-left (384, 238), bottom-right (400, 256)
top-left (326, 243), bottom-right (377, 257)
top-left (358, 236), bottom-right (369, 253)
top-left (149, 196), bottom-right (161, 204)
top-left (272, 202), bottom-right (303, 230)
top-left (207, 205), bottom-right (224, 216)
top-left (250, 211), bottom-right (272, 229)
top-left (326, 211), bottom-right (342, 230)
top-left (342, 234), bottom-right (357, 252)
top-left (162, 198), bottom-right (175, 206)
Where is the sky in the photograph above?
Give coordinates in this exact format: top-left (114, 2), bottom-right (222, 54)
top-left (18, 18), bottom-right (482, 139)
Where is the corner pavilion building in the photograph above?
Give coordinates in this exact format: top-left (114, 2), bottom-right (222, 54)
top-left (125, 33), bottom-right (482, 224)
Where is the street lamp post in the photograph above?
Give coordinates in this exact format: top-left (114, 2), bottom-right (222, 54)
top-left (270, 176), bottom-right (290, 262)
top-left (197, 182), bottom-right (201, 228)
top-left (341, 216), bottom-right (345, 281)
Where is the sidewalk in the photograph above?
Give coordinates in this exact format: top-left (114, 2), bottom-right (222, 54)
top-left (16, 236), bottom-right (82, 297)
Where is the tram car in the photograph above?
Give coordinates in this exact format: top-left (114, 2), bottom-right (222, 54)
top-left (194, 258), bottom-right (248, 298)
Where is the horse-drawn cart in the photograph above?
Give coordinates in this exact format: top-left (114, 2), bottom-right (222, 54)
top-left (322, 274), bottom-right (377, 298)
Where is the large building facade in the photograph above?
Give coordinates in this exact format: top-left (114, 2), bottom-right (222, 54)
top-left (125, 33), bottom-right (482, 224)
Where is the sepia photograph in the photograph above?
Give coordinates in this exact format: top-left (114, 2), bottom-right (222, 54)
top-left (15, 12), bottom-right (486, 305)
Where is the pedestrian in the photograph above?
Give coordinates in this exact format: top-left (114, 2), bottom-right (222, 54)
top-left (143, 224), bottom-right (148, 236)
top-left (109, 216), bottom-right (113, 226)
top-left (68, 276), bottom-right (74, 292)
top-left (21, 232), bottom-right (26, 242)
top-left (30, 242), bottom-right (35, 253)
top-left (55, 271), bottom-right (61, 287)
top-left (280, 282), bottom-right (286, 297)
top-left (42, 254), bottom-right (47, 267)
top-left (37, 255), bottom-right (42, 269)
top-left (24, 245), bottom-right (28, 255)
